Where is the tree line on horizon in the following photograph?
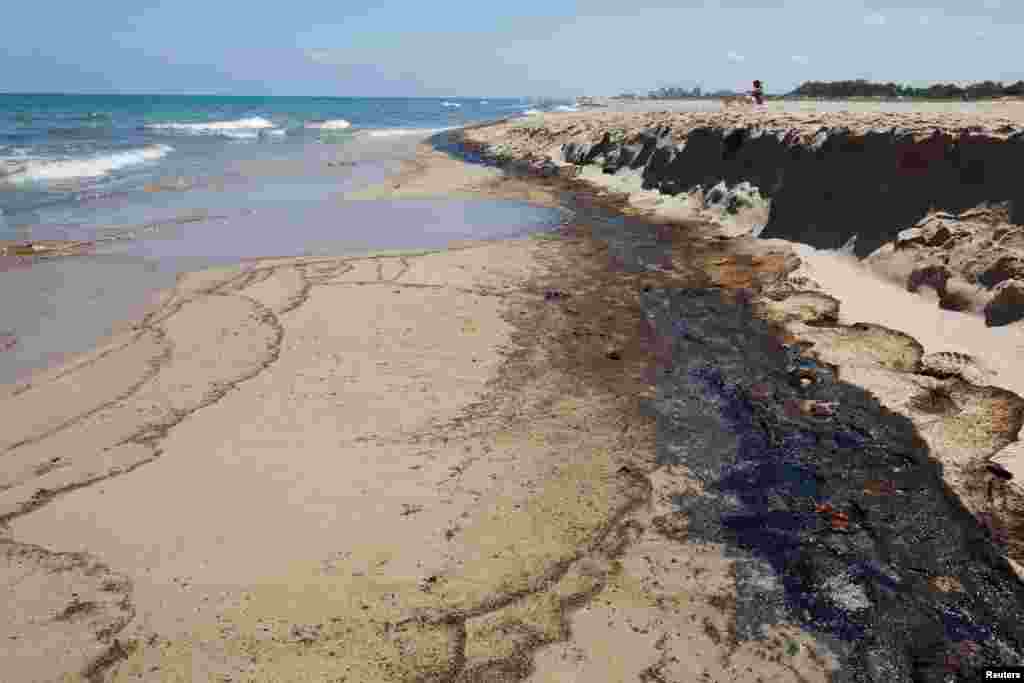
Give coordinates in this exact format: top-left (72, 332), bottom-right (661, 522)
top-left (789, 79), bottom-right (1024, 100)
top-left (618, 79), bottom-right (1024, 101)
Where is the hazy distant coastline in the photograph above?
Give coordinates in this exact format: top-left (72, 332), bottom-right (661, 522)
top-left (612, 78), bottom-right (1024, 102)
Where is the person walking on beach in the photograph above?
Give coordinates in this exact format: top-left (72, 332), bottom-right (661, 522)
top-left (750, 80), bottom-right (765, 105)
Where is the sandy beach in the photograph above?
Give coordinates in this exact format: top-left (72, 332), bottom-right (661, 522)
top-left (5, 103), bottom-right (1024, 682)
top-left (0, 138), bottom-right (838, 682)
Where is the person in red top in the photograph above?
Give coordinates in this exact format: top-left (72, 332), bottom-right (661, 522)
top-left (750, 80), bottom-right (765, 105)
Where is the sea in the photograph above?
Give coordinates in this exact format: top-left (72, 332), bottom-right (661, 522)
top-left (0, 95), bottom-right (577, 384)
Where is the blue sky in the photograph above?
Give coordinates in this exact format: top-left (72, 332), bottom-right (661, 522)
top-left (2, 0), bottom-right (1020, 97)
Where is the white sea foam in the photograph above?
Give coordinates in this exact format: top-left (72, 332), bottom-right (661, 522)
top-left (441, 101), bottom-right (461, 108)
top-left (480, 100), bottom-right (489, 104)
top-left (522, 109), bottom-right (543, 116)
top-left (145, 117), bottom-right (276, 135)
top-left (304, 119), bottom-right (352, 130)
top-left (553, 105), bottom-right (579, 112)
top-left (3, 145), bottom-right (173, 182)
top-left (0, 148), bottom-right (31, 177)
top-left (221, 130), bottom-right (261, 140)
top-left (262, 128), bottom-right (287, 137)
top-left (364, 127), bottom-right (452, 138)
top-left (1, 160), bottom-right (28, 178)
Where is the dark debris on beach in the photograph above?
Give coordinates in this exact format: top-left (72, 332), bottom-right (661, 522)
top-left (434, 127), bottom-right (1024, 683)
top-left (644, 287), bottom-right (1024, 682)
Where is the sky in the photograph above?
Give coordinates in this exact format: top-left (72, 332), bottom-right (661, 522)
top-left (2, 0), bottom-right (1020, 97)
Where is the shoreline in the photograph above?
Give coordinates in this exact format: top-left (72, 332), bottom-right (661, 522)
top-left (4, 107), bottom-right (1024, 682)
top-left (0, 129), bottom-right (566, 388)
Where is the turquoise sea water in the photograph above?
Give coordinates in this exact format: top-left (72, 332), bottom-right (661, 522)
top-left (0, 94), bottom-right (566, 238)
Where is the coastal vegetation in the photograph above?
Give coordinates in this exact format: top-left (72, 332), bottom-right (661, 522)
top-left (622, 79), bottom-right (1024, 101)
top-left (788, 79), bottom-right (1024, 100)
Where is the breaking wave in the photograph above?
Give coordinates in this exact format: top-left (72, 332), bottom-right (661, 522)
top-left (363, 127), bottom-right (453, 138)
top-left (221, 130), bottom-right (261, 140)
top-left (0, 161), bottom-right (27, 179)
top-left (145, 116), bottom-right (277, 135)
top-left (441, 101), bottom-right (461, 108)
top-left (1, 144), bottom-right (174, 183)
top-left (553, 105), bottom-right (579, 112)
top-left (304, 119), bottom-right (352, 130)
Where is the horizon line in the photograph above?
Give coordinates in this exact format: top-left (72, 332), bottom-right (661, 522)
top-left (0, 91), bottom-right (551, 99)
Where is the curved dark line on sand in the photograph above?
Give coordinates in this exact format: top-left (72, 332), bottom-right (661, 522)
top-left (2, 220), bottom-right (569, 681)
top-left (4, 332), bottom-right (146, 399)
top-left (3, 328), bottom-right (171, 455)
top-left (0, 287), bottom-right (290, 680)
top-left (318, 281), bottom-right (518, 299)
top-left (391, 257), bottom-right (412, 282)
top-left (1, 530), bottom-right (138, 681)
top-left (1, 291), bottom-right (287, 529)
top-left (4, 251), bottom-right (505, 526)
top-left (0, 449), bottom-right (162, 530)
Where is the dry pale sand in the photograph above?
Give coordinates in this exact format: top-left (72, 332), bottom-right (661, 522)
top-left (342, 141), bottom-right (562, 208)
top-left (487, 100), bottom-right (1024, 154)
top-left (1, 144), bottom-right (838, 682)
top-left (782, 245), bottom-right (1024, 495)
top-left (341, 143), bottom-right (502, 200)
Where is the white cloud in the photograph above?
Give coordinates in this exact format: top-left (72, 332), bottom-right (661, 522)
top-left (304, 49), bottom-right (339, 64)
top-left (974, 30), bottom-right (987, 39)
top-left (864, 13), bottom-right (886, 25)
top-left (727, 51), bottom-right (745, 63)
top-left (791, 55), bottom-right (809, 65)
top-left (982, 0), bottom-right (1001, 9)
top-left (919, 15), bottom-right (930, 25)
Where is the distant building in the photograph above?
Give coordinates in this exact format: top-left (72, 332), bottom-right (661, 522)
top-left (646, 86), bottom-right (703, 100)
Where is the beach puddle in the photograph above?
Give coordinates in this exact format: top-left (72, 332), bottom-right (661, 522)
top-left (0, 197), bottom-right (565, 386)
top-left (97, 198), bottom-right (565, 264)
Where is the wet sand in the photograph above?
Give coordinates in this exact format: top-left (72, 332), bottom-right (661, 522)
top-left (0, 193), bottom-right (562, 386)
top-left (0, 130), bottom-right (566, 386)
